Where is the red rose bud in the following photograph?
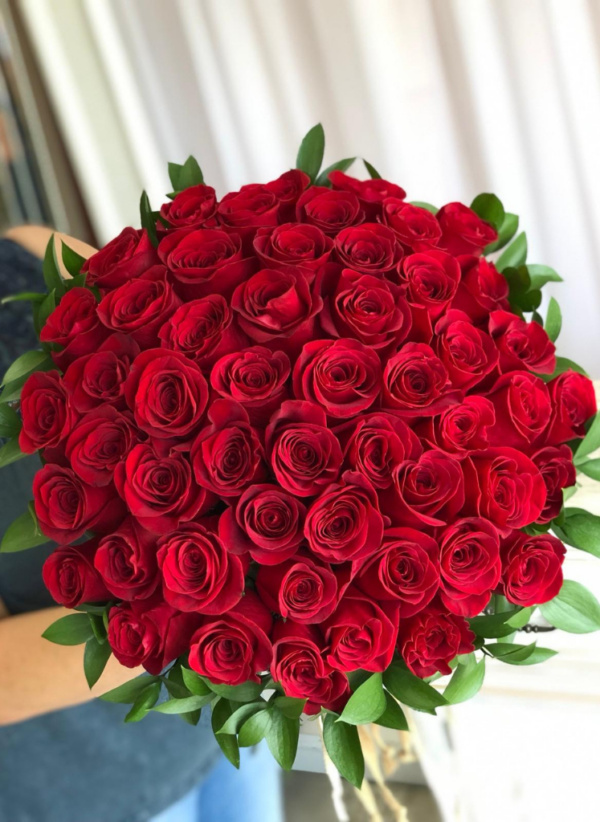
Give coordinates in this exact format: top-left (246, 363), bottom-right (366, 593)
top-left (532, 445), bottom-right (576, 523)
top-left (296, 187), bottom-right (364, 235)
top-left (399, 250), bottom-right (461, 319)
top-left (63, 333), bottom-right (140, 413)
top-left (293, 338), bottom-right (382, 419)
top-left (381, 200), bottom-right (442, 252)
top-left (382, 342), bottom-right (461, 416)
top-left (333, 223), bottom-right (403, 275)
top-left (304, 471), bottom-right (384, 564)
top-left (265, 400), bottom-right (343, 497)
top-left (19, 371), bottom-right (77, 454)
top-left (450, 256), bottom-right (510, 322)
top-left (188, 591), bottom-right (273, 686)
top-left (97, 265), bottom-right (181, 348)
top-left (489, 310), bottom-right (556, 375)
top-left (438, 518), bottom-right (502, 617)
top-left (437, 202), bottom-right (497, 256)
top-left (390, 449), bottom-right (464, 527)
top-left (65, 407), bottom-right (139, 487)
top-left (270, 621), bottom-right (349, 714)
top-left (329, 171), bottom-right (406, 220)
top-left (40, 287), bottom-right (110, 370)
top-left (416, 396), bottom-right (495, 457)
top-left (434, 310), bottom-right (498, 390)
top-left (124, 348), bottom-right (208, 440)
top-left (43, 539), bottom-right (110, 608)
top-left (546, 370), bottom-right (597, 444)
top-left (501, 532), bottom-right (566, 607)
top-left (264, 170), bottom-right (311, 222)
top-left (159, 184), bottom-right (217, 231)
top-left (157, 522), bottom-right (245, 614)
top-left (398, 604), bottom-right (475, 678)
top-left (191, 399), bottom-right (264, 498)
top-left (254, 223), bottom-right (332, 279)
top-left (219, 484), bottom-right (306, 565)
top-left (356, 527), bottom-right (440, 617)
top-left (218, 183), bottom-right (280, 230)
top-left (256, 551), bottom-right (341, 624)
top-left (486, 371), bottom-right (551, 449)
top-left (94, 517), bottom-right (160, 601)
top-left (82, 227), bottom-right (158, 291)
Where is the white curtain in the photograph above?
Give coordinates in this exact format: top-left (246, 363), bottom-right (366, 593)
top-left (18, 0), bottom-right (600, 375)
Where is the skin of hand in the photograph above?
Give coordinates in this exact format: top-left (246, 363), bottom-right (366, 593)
top-left (0, 225), bottom-right (143, 726)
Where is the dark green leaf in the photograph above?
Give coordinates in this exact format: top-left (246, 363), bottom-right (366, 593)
top-left (273, 696), bottom-right (307, 719)
top-left (339, 672), bottom-right (386, 725)
top-left (527, 264), bottom-right (562, 289)
top-left (375, 692), bottom-right (408, 731)
top-left (1, 508), bottom-right (49, 553)
top-left (532, 310), bottom-right (544, 327)
top-left (296, 124), bottom-right (325, 182)
top-left (125, 682), bottom-right (161, 723)
top-left (557, 508), bottom-right (600, 558)
top-left (204, 679), bottom-right (264, 702)
top-left (168, 162), bottom-right (183, 190)
top-left (0, 404), bottom-right (21, 438)
top-left (574, 413), bottom-right (600, 464)
top-left (497, 232), bottom-right (527, 271)
top-left (485, 642), bottom-right (537, 663)
top-left (408, 201), bottom-right (438, 214)
top-left (470, 193), bottom-right (505, 231)
top-left (540, 357), bottom-right (589, 382)
top-left (545, 297), bottom-right (562, 343)
top-left (61, 242), bottom-right (87, 279)
top-left (484, 212), bottom-right (519, 254)
top-left (163, 665), bottom-right (190, 699)
top-left (315, 157), bottom-right (356, 187)
top-left (363, 159), bottom-right (381, 179)
top-left (181, 667), bottom-right (212, 697)
top-left (468, 608), bottom-right (524, 638)
top-left (444, 656), bottom-right (485, 704)
top-left (2, 350), bottom-right (52, 386)
top-left (178, 156), bottom-right (204, 189)
top-left (265, 708), bottom-right (299, 771)
top-left (83, 636), bottom-right (112, 688)
top-left (1, 291), bottom-right (45, 305)
top-left (179, 708), bottom-right (202, 726)
top-left (238, 708), bottom-right (272, 747)
top-left (322, 713), bottom-right (364, 788)
top-left (139, 191), bottom-right (158, 248)
top-left (88, 613), bottom-right (107, 644)
top-left (216, 701), bottom-right (267, 734)
top-left (34, 290), bottom-right (57, 337)
top-left (383, 661), bottom-right (447, 714)
top-left (0, 438), bottom-right (26, 468)
top-left (540, 580), bottom-right (600, 633)
top-left (101, 674), bottom-right (160, 704)
top-left (153, 694), bottom-right (214, 714)
top-left (42, 613), bottom-right (94, 646)
top-left (42, 236), bottom-right (65, 298)
top-left (212, 699), bottom-right (240, 768)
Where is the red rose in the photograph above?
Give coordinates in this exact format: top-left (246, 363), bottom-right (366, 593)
top-left (333, 223), bottom-right (403, 275)
top-left (416, 396), bottom-right (495, 457)
top-left (489, 310), bottom-right (556, 375)
top-left (336, 412), bottom-right (422, 490)
top-left (293, 338), bottom-right (382, 419)
top-left (43, 539), bottom-right (110, 608)
top-left (398, 604), bottom-right (475, 678)
top-left (438, 518), bottom-right (502, 617)
top-left (219, 483), bottom-right (306, 565)
top-left (265, 400), bottom-right (343, 497)
top-left (33, 463), bottom-right (125, 543)
top-left (329, 171), bottom-right (406, 220)
top-left (437, 202), bottom-right (497, 256)
top-left (382, 342), bottom-right (460, 416)
top-left (108, 600), bottom-right (199, 675)
top-left (318, 266), bottom-right (412, 351)
top-left (486, 371), bottom-right (551, 449)
top-left (63, 334), bottom-right (139, 413)
top-left (65, 406), bottom-right (139, 486)
top-left (356, 527), bottom-right (439, 617)
top-left (304, 471), bottom-right (384, 564)
top-left (157, 228), bottom-right (256, 300)
top-left (399, 250), bottom-right (461, 318)
top-left (217, 184), bottom-right (280, 250)
top-left (124, 349), bottom-right (208, 440)
top-left (97, 266), bottom-right (181, 348)
top-left (501, 532), bottom-right (566, 607)
top-left (159, 184), bottom-right (217, 231)
top-left (270, 621), bottom-right (349, 714)
top-left (191, 399), bottom-right (264, 498)
top-left (40, 287), bottom-right (109, 369)
top-left (381, 200), bottom-right (442, 252)
top-left (82, 228), bottom-right (158, 291)
top-left (94, 517), bottom-right (160, 601)
top-left (254, 223), bottom-right (332, 278)
top-left (390, 449), bottom-right (464, 527)
top-left (464, 447), bottom-right (546, 536)
top-left (451, 256), bottom-right (509, 322)
top-left (210, 346), bottom-right (290, 426)
top-left (157, 522), bottom-right (245, 614)
top-left (19, 371), bottom-right (77, 454)
top-left (546, 370), bottom-right (597, 444)
top-left (264, 170), bottom-right (311, 221)
top-left (434, 310), bottom-right (498, 390)
top-left (231, 267), bottom-right (322, 352)
top-left (296, 187), bottom-right (364, 235)
top-left (158, 294), bottom-right (248, 373)
top-left (256, 551), bottom-right (341, 624)
top-left (323, 589), bottom-right (399, 673)
top-left (188, 590), bottom-right (273, 685)
top-left (114, 442), bottom-right (207, 535)
top-left (532, 445), bottom-right (576, 523)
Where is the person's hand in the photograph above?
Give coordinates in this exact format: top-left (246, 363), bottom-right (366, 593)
top-left (4, 226), bottom-right (97, 275)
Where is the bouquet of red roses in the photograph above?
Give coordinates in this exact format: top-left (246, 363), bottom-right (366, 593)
top-left (2, 124), bottom-right (600, 786)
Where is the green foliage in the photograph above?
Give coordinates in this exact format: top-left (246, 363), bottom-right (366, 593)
top-left (212, 699), bottom-right (240, 768)
top-left (527, 264), bottom-right (562, 289)
top-left (322, 713), bottom-right (364, 788)
top-left (444, 655), bottom-right (485, 703)
top-left (409, 201), bottom-right (438, 214)
top-left (84, 636), bottom-right (112, 688)
top-left (216, 701), bottom-right (267, 735)
top-left (363, 159), bottom-right (381, 179)
top-left (574, 413), bottom-right (600, 465)
top-left (1, 507), bottom-right (49, 553)
top-left (181, 667), bottom-right (213, 697)
top-left (375, 692), bottom-right (409, 731)
top-left (1, 350), bottom-right (52, 386)
top-left (383, 661), bottom-right (448, 714)
top-left (296, 123), bottom-right (325, 182)
top-left (0, 438), bottom-right (27, 469)
top-left (339, 672), bottom-right (386, 725)
top-left (540, 580), bottom-right (600, 633)
top-left (203, 678), bottom-right (264, 703)
top-left (273, 696), bottom-right (307, 719)
top-left (42, 236), bottom-right (65, 299)
top-left (470, 193), bottom-right (505, 231)
top-left (485, 212), bottom-right (519, 254)
top-left (61, 240), bottom-right (87, 279)
top-left (265, 706), bottom-right (300, 771)
top-left (238, 708), bottom-right (272, 747)
top-left (168, 156), bottom-right (204, 191)
top-left (139, 191), bottom-right (158, 248)
top-left (153, 694), bottom-right (214, 714)
top-left (0, 404), bottom-right (21, 438)
top-left (315, 157), bottom-right (356, 187)
top-left (125, 682), bottom-right (162, 723)
top-left (578, 459), bottom-right (600, 482)
top-left (545, 297), bottom-right (562, 342)
top-left (100, 675), bottom-right (160, 704)
top-left (557, 508), bottom-right (600, 558)
top-left (42, 613), bottom-right (95, 646)
top-left (468, 608), bottom-right (525, 638)
top-left (497, 232), bottom-right (527, 271)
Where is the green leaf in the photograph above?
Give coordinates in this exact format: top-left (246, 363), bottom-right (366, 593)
top-left (163, 666), bottom-right (191, 700)
top-left (42, 236), bottom-right (65, 298)
top-left (178, 156), bottom-right (204, 189)
top-left (212, 699), bottom-right (240, 769)
top-left (497, 232), bottom-right (527, 271)
top-left (484, 212), bottom-right (519, 254)
top-left (34, 290), bottom-right (57, 337)
top-left (101, 675), bottom-right (160, 704)
top-left (506, 607), bottom-right (534, 629)
top-left (204, 679), bottom-right (264, 703)
top-left (578, 458), bottom-right (600, 481)
top-left (532, 310), bottom-right (544, 327)
top-left (88, 613), bottom-right (108, 644)
top-left (0, 438), bottom-right (26, 468)
top-left (1, 508), bottom-right (49, 553)
top-left (2, 350), bottom-right (52, 386)
top-left (322, 713), bottom-right (364, 788)
top-left (363, 159), bottom-right (381, 179)
top-left (179, 709), bottom-right (202, 726)
top-left (0, 404), bottom-right (21, 438)
top-left (168, 162), bottom-right (183, 190)
top-left (216, 701), bottom-right (267, 735)
top-left (575, 413), bottom-right (600, 464)
top-left (511, 647), bottom-right (558, 665)
top-left (557, 508), bottom-right (600, 558)
top-left (153, 694), bottom-right (214, 714)
top-left (265, 708), bottom-right (300, 771)
top-left (527, 265), bottom-right (563, 290)
top-left (83, 636), bottom-right (112, 688)
top-left (540, 580), bottom-right (600, 633)
top-left (444, 656), bottom-right (485, 704)
top-left (273, 696), bottom-right (307, 719)
top-left (61, 242), bottom-right (87, 279)
top-left (545, 297), bottom-right (562, 343)
top-left (296, 123), bottom-right (325, 182)
top-left (314, 158), bottom-right (356, 187)
top-left (408, 201), bottom-right (439, 214)
top-left (468, 608), bottom-right (524, 638)
top-left (470, 193), bottom-right (505, 231)
top-left (125, 682), bottom-right (161, 723)
top-left (238, 708), bottom-right (272, 747)
top-left (181, 667), bottom-right (212, 697)
top-left (383, 661), bottom-right (447, 715)
top-left (42, 613), bottom-right (94, 646)
top-left (1, 291), bottom-right (45, 305)
top-left (485, 642), bottom-right (537, 663)
top-left (339, 672), bottom-right (386, 725)
top-left (139, 191), bottom-right (158, 248)
top-left (375, 692), bottom-right (408, 731)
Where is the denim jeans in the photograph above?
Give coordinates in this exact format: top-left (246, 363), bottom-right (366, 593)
top-left (151, 743), bottom-right (283, 822)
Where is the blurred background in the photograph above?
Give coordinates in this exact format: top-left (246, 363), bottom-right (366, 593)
top-left (1, 1), bottom-right (600, 820)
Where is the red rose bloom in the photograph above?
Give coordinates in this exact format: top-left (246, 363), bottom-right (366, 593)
top-left (256, 551), bottom-right (341, 624)
top-left (188, 591), bottom-right (273, 685)
top-left (417, 396), bottom-right (495, 457)
top-left (82, 227), bottom-right (158, 291)
top-left (382, 342), bottom-right (460, 416)
top-left (94, 517), bottom-right (160, 601)
top-left (254, 223), bottom-right (332, 278)
top-left (486, 371), bottom-right (551, 449)
top-left (157, 522), bottom-right (245, 614)
top-left (264, 170), bottom-right (311, 221)
top-left (63, 334), bottom-right (139, 413)
top-left (546, 370), bottom-right (597, 444)
top-left (501, 532), bottom-right (566, 607)
top-left (296, 187), bottom-right (364, 235)
top-left (293, 338), bottom-right (382, 419)
top-left (329, 171), bottom-right (406, 220)
top-left (391, 449), bottom-right (464, 527)
top-left (399, 250), bottom-right (461, 319)
top-left (333, 223), bottom-right (403, 274)
top-left (19, 370), bottom-right (77, 454)
top-left (532, 445), bottom-right (576, 523)
top-left (451, 256), bottom-right (510, 322)
top-left (219, 483), bottom-right (306, 565)
top-left (489, 310), bottom-right (556, 375)
top-left (398, 604), bottom-right (475, 678)
top-left (381, 200), bottom-right (442, 252)
top-left (40, 287), bottom-right (109, 369)
top-left (438, 518), bottom-right (502, 617)
top-left (437, 202), bottom-right (497, 256)
top-left (434, 311), bottom-right (498, 390)
top-left (217, 184), bottom-right (279, 250)
top-left (159, 184), bottom-right (217, 231)
top-left (356, 527), bottom-right (440, 617)
top-left (43, 539), bottom-right (110, 608)
top-left (65, 406), bottom-right (139, 486)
